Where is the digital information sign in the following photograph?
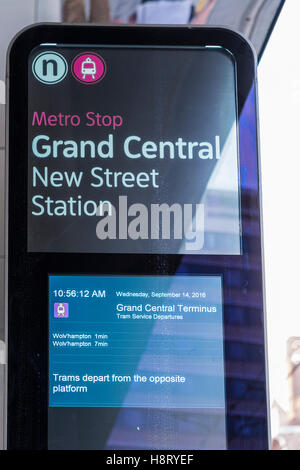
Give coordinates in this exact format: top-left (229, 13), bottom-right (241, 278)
top-left (49, 275), bottom-right (225, 408)
top-left (48, 275), bottom-right (226, 449)
top-left (7, 25), bottom-right (269, 451)
top-left (28, 46), bottom-right (241, 255)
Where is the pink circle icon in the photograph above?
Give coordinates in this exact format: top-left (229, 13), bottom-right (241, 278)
top-left (71, 52), bottom-right (106, 84)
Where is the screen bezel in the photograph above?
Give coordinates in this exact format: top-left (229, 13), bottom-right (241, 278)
top-left (6, 24), bottom-right (269, 450)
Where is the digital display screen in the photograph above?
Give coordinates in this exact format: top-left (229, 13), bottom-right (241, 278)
top-left (7, 23), bottom-right (269, 451)
top-left (28, 46), bottom-right (241, 255)
top-left (48, 275), bottom-right (226, 449)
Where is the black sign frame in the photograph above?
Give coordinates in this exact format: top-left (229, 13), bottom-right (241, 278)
top-left (6, 24), bottom-right (269, 450)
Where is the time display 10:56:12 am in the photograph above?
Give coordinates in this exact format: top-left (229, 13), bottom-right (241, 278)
top-left (52, 289), bottom-right (106, 298)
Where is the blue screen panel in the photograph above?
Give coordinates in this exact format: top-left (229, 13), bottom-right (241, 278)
top-left (49, 275), bottom-right (225, 411)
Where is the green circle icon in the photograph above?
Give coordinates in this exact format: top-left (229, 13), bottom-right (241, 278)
top-left (32, 51), bottom-right (68, 84)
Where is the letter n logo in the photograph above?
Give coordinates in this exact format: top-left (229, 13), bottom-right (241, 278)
top-left (32, 51), bottom-right (68, 85)
top-left (43, 59), bottom-right (58, 77)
